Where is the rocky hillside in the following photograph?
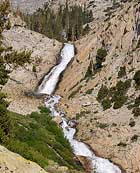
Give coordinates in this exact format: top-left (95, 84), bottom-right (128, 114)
top-left (1, 0), bottom-right (140, 173)
top-left (2, 14), bottom-right (61, 115)
top-left (0, 145), bottom-right (49, 173)
top-left (11, 0), bottom-right (123, 20)
top-left (55, 1), bottom-right (140, 173)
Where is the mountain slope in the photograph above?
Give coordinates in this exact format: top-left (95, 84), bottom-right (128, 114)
top-left (11, 0), bottom-right (123, 21)
top-left (56, 1), bottom-right (140, 172)
top-left (2, 14), bottom-right (61, 115)
top-left (0, 145), bottom-right (49, 173)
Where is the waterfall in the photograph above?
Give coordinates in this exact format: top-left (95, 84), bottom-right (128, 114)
top-left (38, 43), bottom-right (122, 173)
top-left (37, 43), bottom-right (74, 95)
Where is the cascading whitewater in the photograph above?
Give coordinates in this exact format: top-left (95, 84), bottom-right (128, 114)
top-left (37, 43), bottom-right (74, 95)
top-left (45, 96), bottom-right (121, 173)
top-left (38, 43), bottom-right (121, 173)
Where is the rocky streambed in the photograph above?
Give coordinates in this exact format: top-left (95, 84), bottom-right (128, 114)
top-left (37, 43), bottom-right (122, 173)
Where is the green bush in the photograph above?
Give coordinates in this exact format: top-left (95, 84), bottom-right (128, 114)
top-left (118, 66), bottom-right (126, 78)
top-left (96, 48), bottom-right (107, 64)
top-left (3, 108), bottom-right (83, 171)
top-left (111, 80), bottom-right (131, 109)
top-left (115, 80), bottom-right (131, 95)
top-left (32, 64), bottom-right (37, 72)
top-left (134, 70), bottom-right (140, 87)
top-left (101, 99), bottom-right (112, 110)
top-left (134, 95), bottom-right (140, 107)
top-left (131, 135), bottom-right (138, 142)
top-left (4, 50), bottom-right (32, 68)
top-left (76, 111), bottom-right (91, 120)
top-left (117, 142), bottom-right (127, 147)
top-left (113, 95), bottom-right (128, 109)
top-left (97, 80), bottom-right (131, 110)
top-left (85, 88), bottom-right (94, 95)
top-left (96, 123), bottom-right (109, 129)
top-left (132, 107), bottom-right (140, 117)
top-left (97, 85), bottom-right (109, 101)
top-left (84, 60), bottom-right (93, 80)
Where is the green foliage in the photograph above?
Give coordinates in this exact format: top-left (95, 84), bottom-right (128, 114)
top-left (96, 48), bottom-right (107, 65)
top-left (2, 108), bottom-right (83, 171)
top-left (96, 123), bottom-right (109, 129)
top-left (113, 95), bottom-right (128, 109)
top-left (117, 142), bottom-right (127, 147)
top-left (83, 24), bottom-right (91, 35)
top-left (97, 80), bottom-right (131, 110)
top-left (118, 66), bottom-right (126, 78)
top-left (94, 48), bottom-right (107, 72)
top-left (0, 0), bottom-right (10, 35)
top-left (101, 98), bottom-right (112, 110)
top-left (134, 70), bottom-right (140, 87)
top-left (129, 119), bottom-right (135, 127)
top-left (0, 92), bottom-right (11, 143)
top-left (0, 1), bottom-right (32, 86)
top-left (32, 64), bottom-right (37, 72)
top-left (111, 80), bottom-right (131, 109)
top-left (97, 85), bottom-right (109, 101)
top-left (131, 135), bottom-right (138, 142)
top-left (76, 111), bottom-right (91, 120)
top-left (84, 60), bottom-right (93, 80)
top-left (134, 95), bottom-right (140, 107)
top-left (21, 3), bottom-right (93, 42)
top-left (0, 1), bottom-right (11, 86)
top-left (85, 88), bottom-right (94, 95)
top-left (129, 95), bottom-right (140, 117)
top-left (132, 107), bottom-right (140, 117)
top-left (116, 80), bottom-right (131, 94)
top-left (4, 50), bottom-right (32, 67)
top-left (0, 64), bottom-right (9, 85)
top-left (0, 1), bottom-right (12, 144)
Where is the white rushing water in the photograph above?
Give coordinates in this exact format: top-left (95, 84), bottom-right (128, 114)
top-left (38, 43), bottom-right (74, 95)
top-left (39, 44), bottom-right (122, 173)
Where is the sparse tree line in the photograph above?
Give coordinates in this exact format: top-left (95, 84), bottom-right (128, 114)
top-left (20, 2), bottom-right (93, 42)
top-left (0, 2), bottom-right (84, 171)
top-left (0, 0), bottom-right (31, 143)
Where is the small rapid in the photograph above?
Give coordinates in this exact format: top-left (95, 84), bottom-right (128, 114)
top-left (38, 44), bottom-right (122, 173)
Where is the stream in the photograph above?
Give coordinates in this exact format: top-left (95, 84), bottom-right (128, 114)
top-left (37, 43), bottom-right (121, 173)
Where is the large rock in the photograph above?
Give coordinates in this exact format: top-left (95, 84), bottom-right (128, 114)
top-left (0, 145), bottom-right (49, 173)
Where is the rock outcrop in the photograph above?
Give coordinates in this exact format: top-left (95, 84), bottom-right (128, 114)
top-left (2, 15), bottom-right (61, 115)
top-left (0, 145), bottom-right (49, 173)
top-left (10, 0), bottom-right (123, 21)
top-left (56, 1), bottom-right (140, 173)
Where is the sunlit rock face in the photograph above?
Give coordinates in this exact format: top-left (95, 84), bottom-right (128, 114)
top-left (10, 0), bottom-right (122, 20)
top-left (38, 43), bottom-right (121, 173)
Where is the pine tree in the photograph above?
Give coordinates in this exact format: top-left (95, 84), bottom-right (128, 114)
top-left (21, 2), bottom-right (93, 42)
top-left (0, 0), bottom-right (11, 144)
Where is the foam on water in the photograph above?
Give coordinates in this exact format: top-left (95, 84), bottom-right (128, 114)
top-left (38, 43), bottom-right (74, 95)
top-left (39, 43), bottom-right (121, 173)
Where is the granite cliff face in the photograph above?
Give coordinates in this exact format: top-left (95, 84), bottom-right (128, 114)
top-left (2, 14), bottom-right (62, 115)
top-left (1, 0), bottom-right (140, 173)
top-left (10, 0), bottom-right (122, 20)
top-left (55, 1), bottom-right (140, 172)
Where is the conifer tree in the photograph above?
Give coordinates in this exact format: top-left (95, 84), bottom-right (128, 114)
top-left (21, 2), bottom-right (93, 42)
top-left (0, 0), bottom-right (11, 144)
